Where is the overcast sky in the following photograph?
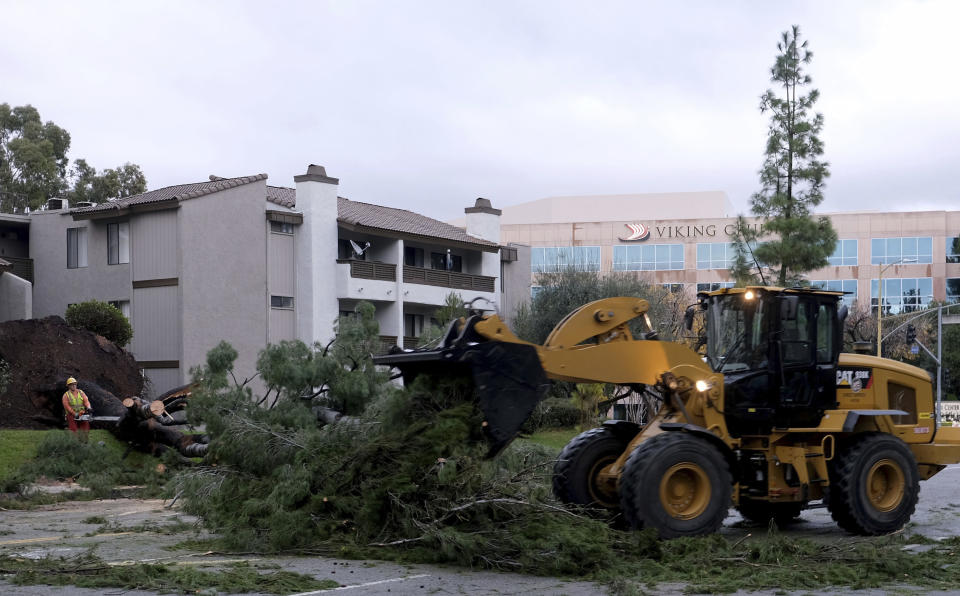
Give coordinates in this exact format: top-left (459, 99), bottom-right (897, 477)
top-left (3, 1), bottom-right (958, 220)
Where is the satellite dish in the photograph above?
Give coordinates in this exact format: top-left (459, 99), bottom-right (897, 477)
top-left (349, 240), bottom-right (371, 257)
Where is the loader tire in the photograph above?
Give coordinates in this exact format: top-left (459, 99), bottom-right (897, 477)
top-left (737, 499), bottom-right (803, 526)
top-left (553, 427), bottom-right (629, 509)
top-left (828, 433), bottom-right (919, 536)
top-left (620, 432), bottom-right (732, 538)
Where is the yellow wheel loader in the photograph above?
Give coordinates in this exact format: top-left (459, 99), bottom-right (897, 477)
top-left (375, 287), bottom-right (960, 538)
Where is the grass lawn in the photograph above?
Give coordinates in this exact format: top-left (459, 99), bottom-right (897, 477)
top-left (0, 430), bottom-right (48, 484)
top-left (524, 427), bottom-right (581, 451)
top-left (0, 429), bottom-right (157, 486)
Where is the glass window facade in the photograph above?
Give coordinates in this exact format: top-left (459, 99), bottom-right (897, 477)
top-left (810, 279), bottom-right (858, 307)
top-left (661, 283), bottom-right (686, 293)
top-left (948, 237), bottom-right (960, 264)
top-left (696, 242), bottom-right (735, 270)
top-left (948, 278), bottom-right (960, 304)
top-left (828, 239), bottom-right (858, 266)
top-left (696, 281), bottom-right (735, 292)
top-left (613, 244), bottom-right (683, 271)
top-left (870, 277), bottom-right (933, 314)
top-left (870, 237), bottom-right (932, 265)
top-left (107, 222), bottom-right (129, 265)
top-left (66, 227), bottom-right (88, 269)
top-left (531, 246), bottom-right (601, 272)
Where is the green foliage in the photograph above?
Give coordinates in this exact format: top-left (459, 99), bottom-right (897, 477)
top-left (65, 299), bottom-right (133, 346)
top-left (0, 102), bottom-right (148, 211)
top-left (515, 269), bottom-right (688, 345)
top-left (68, 159), bottom-right (146, 204)
top-left (418, 292), bottom-right (468, 347)
top-left (573, 383), bottom-right (604, 429)
top-left (175, 322), bottom-right (636, 573)
top-left (0, 103), bottom-right (71, 211)
top-left (1, 552), bottom-right (336, 594)
top-left (739, 26), bottom-right (838, 286)
top-left (522, 397), bottom-right (581, 433)
top-left (4, 430), bottom-right (164, 497)
top-left (254, 302), bottom-right (388, 414)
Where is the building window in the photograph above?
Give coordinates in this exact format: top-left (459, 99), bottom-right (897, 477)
top-left (613, 244), bottom-right (683, 271)
top-left (530, 246), bottom-right (601, 272)
top-left (107, 222), bottom-right (129, 265)
top-left (871, 277), bottom-right (933, 314)
top-left (404, 246), bottom-right (424, 267)
top-left (810, 279), bottom-right (858, 307)
top-left (270, 221), bottom-right (294, 234)
top-left (948, 278), bottom-right (960, 304)
top-left (67, 227), bottom-right (88, 269)
top-left (108, 300), bottom-right (131, 319)
top-left (271, 295), bottom-right (294, 309)
top-left (661, 283), bottom-right (685, 293)
top-left (431, 251), bottom-right (462, 272)
top-left (870, 237), bottom-right (932, 265)
top-left (696, 243), bottom-right (735, 270)
top-left (696, 282), bottom-right (735, 292)
top-left (828, 239), bottom-right (858, 266)
top-left (948, 237), bottom-right (960, 264)
top-left (404, 314), bottom-right (424, 338)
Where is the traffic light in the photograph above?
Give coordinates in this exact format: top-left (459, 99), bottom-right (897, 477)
top-left (906, 324), bottom-right (917, 345)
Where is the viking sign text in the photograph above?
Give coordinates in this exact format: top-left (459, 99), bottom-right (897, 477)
top-left (619, 222), bottom-right (765, 242)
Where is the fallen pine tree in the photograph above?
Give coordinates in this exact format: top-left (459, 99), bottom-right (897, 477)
top-left (171, 303), bottom-right (643, 574)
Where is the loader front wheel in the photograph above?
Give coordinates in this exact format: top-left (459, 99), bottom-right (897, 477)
top-left (828, 433), bottom-right (919, 535)
top-left (620, 432), bottom-right (732, 538)
top-left (553, 427), bottom-right (629, 509)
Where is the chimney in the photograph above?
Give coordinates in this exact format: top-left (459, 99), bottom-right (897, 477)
top-left (294, 164), bottom-right (340, 346)
top-left (464, 197), bottom-right (501, 244)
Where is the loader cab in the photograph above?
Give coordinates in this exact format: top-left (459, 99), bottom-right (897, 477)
top-left (704, 287), bottom-right (844, 436)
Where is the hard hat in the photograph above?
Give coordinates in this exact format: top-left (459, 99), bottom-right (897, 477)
top-left (66, 377), bottom-right (77, 386)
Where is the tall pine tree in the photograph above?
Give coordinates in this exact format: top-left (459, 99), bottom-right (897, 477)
top-left (733, 26), bottom-right (837, 286)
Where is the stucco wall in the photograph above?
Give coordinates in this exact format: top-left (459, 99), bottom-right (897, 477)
top-left (179, 181), bottom-right (268, 390)
top-left (0, 272), bottom-right (32, 321)
top-left (29, 211), bottom-right (131, 318)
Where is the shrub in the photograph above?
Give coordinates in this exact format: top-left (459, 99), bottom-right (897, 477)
top-left (65, 300), bottom-right (133, 346)
top-left (521, 397), bottom-right (580, 433)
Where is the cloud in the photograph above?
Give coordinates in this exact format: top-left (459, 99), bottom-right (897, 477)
top-left (1, 0), bottom-right (957, 221)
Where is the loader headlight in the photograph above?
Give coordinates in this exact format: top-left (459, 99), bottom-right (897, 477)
top-left (695, 379), bottom-right (713, 392)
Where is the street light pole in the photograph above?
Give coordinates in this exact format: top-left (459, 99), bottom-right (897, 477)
top-left (876, 257), bottom-right (918, 357)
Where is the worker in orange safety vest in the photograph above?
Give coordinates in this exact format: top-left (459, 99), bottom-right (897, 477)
top-left (62, 377), bottom-right (92, 440)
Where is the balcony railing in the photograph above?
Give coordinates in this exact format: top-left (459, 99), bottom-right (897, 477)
top-left (378, 335), bottom-right (398, 354)
top-left (2, 256), bottom-right (33, 283)
top-left (403, 265), bottom-right (495, 293)
top-left (338, 259), bottom-right (397, 282)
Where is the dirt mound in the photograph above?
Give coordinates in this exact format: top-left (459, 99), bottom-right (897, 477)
top-left (0, 316), bottom-right (143, 429)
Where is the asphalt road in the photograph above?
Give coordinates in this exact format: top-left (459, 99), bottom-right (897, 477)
top-left (4, 467), bottom-right (960, 595)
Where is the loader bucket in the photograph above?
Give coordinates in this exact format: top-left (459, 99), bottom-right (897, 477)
top-left (374, 340), bottom-right (550, 457)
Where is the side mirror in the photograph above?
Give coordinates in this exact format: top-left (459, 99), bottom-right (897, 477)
top-left (780, 296), bottom-right (799, 321)
top-left (683, 305), bottom-right (696, 331)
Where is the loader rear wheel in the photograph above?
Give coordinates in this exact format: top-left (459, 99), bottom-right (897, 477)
top-left (737, 499), bottom-right (804, 526)
top-left (828, 433), bottom-right (919, 535)
top-left (553, 427), bottom-right (629, 509)
top-left (620, 432), bottom-right (732, 538)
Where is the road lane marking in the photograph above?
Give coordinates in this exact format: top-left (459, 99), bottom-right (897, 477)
top-left (289, 573), bottom-right (431, 595)
top-left (0, 536), bottom-right (61, 546)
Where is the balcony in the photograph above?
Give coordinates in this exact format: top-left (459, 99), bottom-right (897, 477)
top-left (2, 257), bottom-right (33, 283)
top-left (377, 335), bottom-right (420, 353)
top-left (338, 259), bottom-right (396, 281)
top-left (403, 265), bottom-right (495, 293)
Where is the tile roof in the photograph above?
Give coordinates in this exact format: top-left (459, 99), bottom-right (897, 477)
top-left (71, 174), bottom-right (268, 214)
top-left (337, 197), bottom-right (498, 248)
top-left (266, 185), bottom-right (296, 208)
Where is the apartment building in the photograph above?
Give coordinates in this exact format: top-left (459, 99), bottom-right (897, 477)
top-left (23, 165), bottom-right (510, 395)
